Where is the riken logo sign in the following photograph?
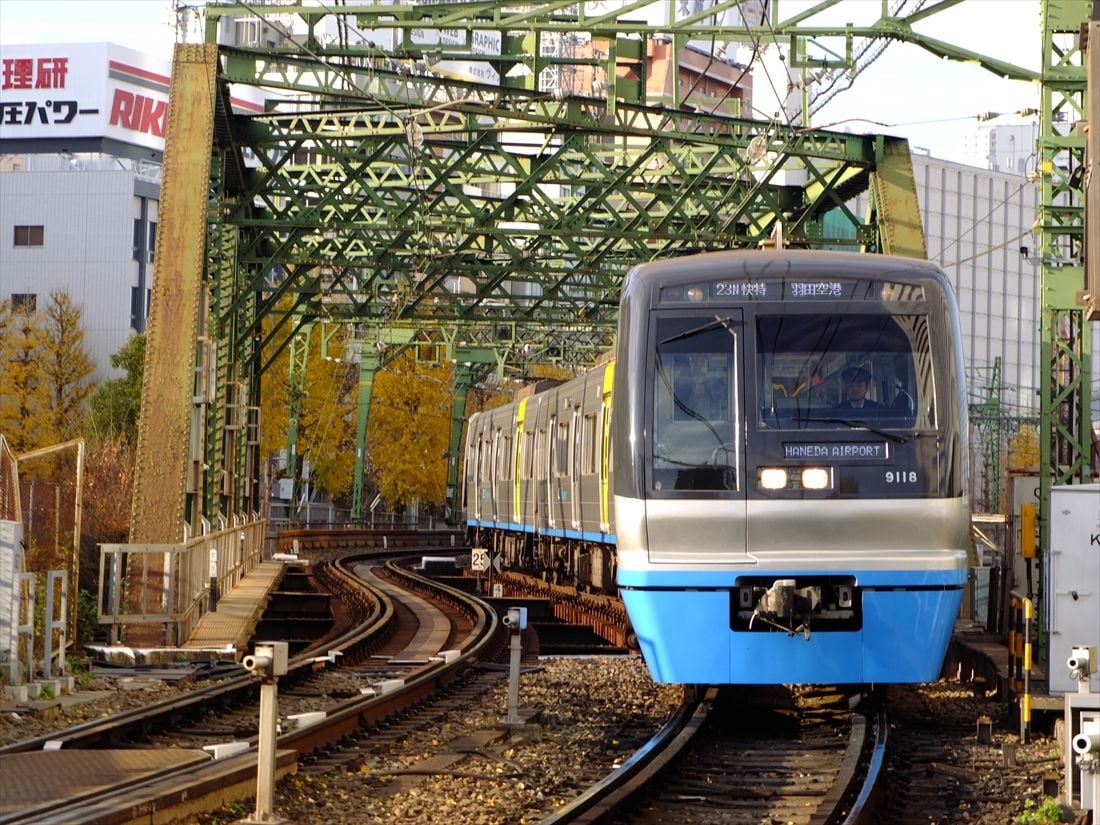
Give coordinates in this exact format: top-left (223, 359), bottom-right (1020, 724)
top-left (0, 43), bottom-right (171, 152)
top-left (109, 90), bottom-right (167, 138)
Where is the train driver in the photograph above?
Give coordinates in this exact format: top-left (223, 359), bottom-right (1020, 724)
top-left (833, 366), bottom-right (883, 413)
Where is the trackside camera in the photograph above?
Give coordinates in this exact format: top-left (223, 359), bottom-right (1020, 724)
top-left (243, 642), bottom-right (288, 677)
top-left (502, 607), bottom-right (527, 633)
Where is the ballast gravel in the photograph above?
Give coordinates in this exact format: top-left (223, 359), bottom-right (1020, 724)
top-left (0, 658), bottom-right (1079, 824)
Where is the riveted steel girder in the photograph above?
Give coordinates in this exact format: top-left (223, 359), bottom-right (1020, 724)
top-left (217, 62), bottom-right (883, 339)
top-left (160, 1), bottom-right (1042, 530)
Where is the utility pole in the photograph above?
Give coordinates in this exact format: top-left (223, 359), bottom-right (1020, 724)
top-left (1086, 20), bottom-right (1099, 323)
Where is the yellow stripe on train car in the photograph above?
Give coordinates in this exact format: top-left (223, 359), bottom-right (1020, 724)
top-left (514, 397), bottom-right (527, 524)
top-left (600, 362), bottom-right (615, 532)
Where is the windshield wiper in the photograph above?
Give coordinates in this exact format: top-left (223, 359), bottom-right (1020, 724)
top-left (660, 316), bottom-right (736, 345)
top-left (790, 415), bottom-right (921, 444)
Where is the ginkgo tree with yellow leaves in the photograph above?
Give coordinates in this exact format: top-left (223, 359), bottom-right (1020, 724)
top-left (0, 290), bottom-right (97, 453)
top-left (259, 319), bottom-right (357, 509)
top-left (367, 350), bottom-right (454, 512)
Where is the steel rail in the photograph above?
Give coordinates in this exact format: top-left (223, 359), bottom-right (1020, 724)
top-left (538, 689), bottom-right (711, 825)
top-left (0, 557), bottom-right (392, 757)
top-left (540, 691), bottom-right (885, 825)
top-left (840, 709), bottom-right (888, 825)
top-left (2, 555), bottom-right (498, 824)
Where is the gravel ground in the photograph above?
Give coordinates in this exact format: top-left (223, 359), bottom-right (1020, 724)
top-left (200, 656), bottom-right (682, 825)
top-left (0, 674), bottom-right (189, 747)
top-left (1, 663), bottom-right (1080, 824)
top-left (875, 680), bottom-right (1078, 825)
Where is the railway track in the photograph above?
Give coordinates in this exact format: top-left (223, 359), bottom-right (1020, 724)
top-left (3, 553), bottom-right (895, 825)
top-left (0, 554), bottom-right (500, 824)
top-left (546, 686), bottom-right (884, 825)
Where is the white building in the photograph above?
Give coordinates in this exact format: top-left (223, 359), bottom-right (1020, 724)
top-left (1, 42), bottom-right (170, 380)
top-left (0, 153), bottom-right (160, 378)
top-left (1, 41), bottom-right (262, 380)
top-left (961, 122), bottom-right (1040, 176)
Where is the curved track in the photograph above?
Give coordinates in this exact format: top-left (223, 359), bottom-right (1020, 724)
top-left (0, 554), bottom-right (499, 824)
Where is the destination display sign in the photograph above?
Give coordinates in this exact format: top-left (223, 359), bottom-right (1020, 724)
top-left (660, 279), bottom-right (925, 303)
top-left (782, 442), bottom-right (889, 460)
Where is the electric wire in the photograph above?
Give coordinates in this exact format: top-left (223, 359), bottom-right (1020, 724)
top-left (935, 179), bottom-right (1031, 263)
top-left (941, 229), bottom-right (1032, 269)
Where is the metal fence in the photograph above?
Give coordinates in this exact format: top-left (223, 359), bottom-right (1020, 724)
top-left (267, 501), bottom-right (452, 532)
top-left (0, 435), bottom-right (19, 523)
top-left (98, 518), bottom-right (265, 646)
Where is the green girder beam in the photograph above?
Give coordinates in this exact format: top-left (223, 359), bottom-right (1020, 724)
top-left (1036, 0), bottom-right (1094, 569)
top-left (162, 1), bottom-right (1060, 530)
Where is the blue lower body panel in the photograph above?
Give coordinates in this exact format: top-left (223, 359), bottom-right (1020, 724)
top-left (620, 569), bottom-right (963, 684)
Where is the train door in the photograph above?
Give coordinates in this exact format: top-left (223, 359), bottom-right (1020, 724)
top-left (490, 425), bottom-right (502, 523)
top-left (570, 404), bottom-right (581, 530)
top-left (546, 414), bottom-right (557, 531)
top-left (469, 421), bottom-right (483, 522)
top-left (646, 309), bottom-right (748, 561)
top-left (599, 364), bottom-right (614, 534)
top-left (513, 398), bottom-right (527, 527)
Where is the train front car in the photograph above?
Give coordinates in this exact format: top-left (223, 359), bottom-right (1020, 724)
top-left (612, 250), bottom-right (969, 685)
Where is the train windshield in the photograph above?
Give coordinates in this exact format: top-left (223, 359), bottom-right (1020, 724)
top-left (756, 314), bottom-right (936, 430)
top-left (651, 314), bottom-right (741, 492)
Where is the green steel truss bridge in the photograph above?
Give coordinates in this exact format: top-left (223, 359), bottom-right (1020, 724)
top-left (129, 1), bottom-right (1094, 559)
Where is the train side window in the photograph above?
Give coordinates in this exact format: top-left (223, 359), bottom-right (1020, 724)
top-left (581, 413), bottom-right (597, 475)
top-left (556, 420), bottom-right (570, 478)
top-left (500, 435), bottom-right (513, 480)
top-left (535, 429), bottom-right (547, 481)
top-left (547, 417), bottom-right (557, 480)
top-left (522, 430), bottom-right (535, 479)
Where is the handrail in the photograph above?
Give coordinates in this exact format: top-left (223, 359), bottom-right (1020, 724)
top-left (98, 518), bottom-right (266, 645)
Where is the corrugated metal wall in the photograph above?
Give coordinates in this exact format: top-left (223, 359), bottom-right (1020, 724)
top-left (915, 155), bottom-right (1042, 415)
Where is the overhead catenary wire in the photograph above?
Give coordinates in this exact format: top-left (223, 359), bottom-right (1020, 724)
top-left (799, 0), bottom-right (931, 121)
top-left (935, 179), bottom-right (1031, 264)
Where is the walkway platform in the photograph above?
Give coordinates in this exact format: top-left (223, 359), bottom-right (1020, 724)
top-left (182, 560), bottom-right (288, 653)
top-left (0, 747), bottom-right (298, 819)
top-left (948, 622), bottom-right (1063, 713)
top-left (0, 749), bottom-right (210, 816)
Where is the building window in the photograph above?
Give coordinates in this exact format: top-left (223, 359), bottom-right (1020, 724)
top-left (133, 218), bottom-right (143, 260)
top-left (13, 225), bottom-right (43, 246)
top-left (11, 293), bottom-right (37, 313)
top-left (147, 221), bottom-right (157, 262)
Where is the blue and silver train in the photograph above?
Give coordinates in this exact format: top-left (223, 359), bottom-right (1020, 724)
top-left (464, 250), bottom-right (969, 685)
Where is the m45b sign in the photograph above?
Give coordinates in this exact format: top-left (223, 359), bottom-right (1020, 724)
top-left (0, 42), bottom-right (171, 153)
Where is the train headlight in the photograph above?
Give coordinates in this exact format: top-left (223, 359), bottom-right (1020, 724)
top-left (758, 467), bottom-right (788, 490)
top-left (686, 286), bottom-right (705, 302)
top-left (800, 467), bottom-right (831, 490)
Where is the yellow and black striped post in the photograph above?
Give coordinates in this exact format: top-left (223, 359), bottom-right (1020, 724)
top-left (1008, 594), bottom-right (1023, 692)
top-left (1020, 597), bottom-right (1034, 743)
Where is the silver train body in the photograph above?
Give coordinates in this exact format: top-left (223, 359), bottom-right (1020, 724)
top-left (464, 250), bottom-right (970, 684)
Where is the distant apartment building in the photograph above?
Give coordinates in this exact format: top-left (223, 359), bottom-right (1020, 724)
top-left (961, 122), bottom-right (1040, 176)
